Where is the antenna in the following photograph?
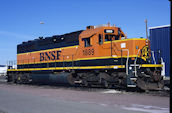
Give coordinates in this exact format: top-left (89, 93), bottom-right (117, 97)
top-left (125, 32), bottom-right (127, 39)
top-left (108, 22), bottom-right (110, 26)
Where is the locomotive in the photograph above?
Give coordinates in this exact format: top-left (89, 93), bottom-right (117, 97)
top-left (7, 24), bottom-right (164, 90)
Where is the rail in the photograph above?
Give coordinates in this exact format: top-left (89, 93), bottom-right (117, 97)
top-left (62, 55), bottom-right (75, 70)
top-left (151, 51), bottom-right (156, 64)
top-left (7, 54), bottom-right (76, 70)
top-left (134, 49), bottom-right (140, 77)
top-left (7, 60), bottom-right (17, 69)
top-left (121, 49), bottom-right (129, 75)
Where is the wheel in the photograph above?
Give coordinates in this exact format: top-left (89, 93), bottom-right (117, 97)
top-left (102, 79), bottom-right (110, 88)
top-left (82, 80), bottom-right (88, 87)
top-left (16, 74), bottom-right (22, 84)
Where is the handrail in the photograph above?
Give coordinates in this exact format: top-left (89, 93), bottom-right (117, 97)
top-left (151, 51), bottom-right (156, 64)
top-left (121, 49), bottom-right (129, 75)
top-left (72, 55), bottom-right (74, 69)
top-left (134, 49), bottom-right (140, 77)
top-left (7, 60), bottom-right (17, 69)
top-left (63, 56), bottom-right (65, 70)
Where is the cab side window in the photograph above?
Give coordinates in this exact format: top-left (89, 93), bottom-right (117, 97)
top-left (105, 35), bottom-right (120, 41)
top-left (105, 35), bottom-right (111, 41)
top-left (99, 34), bottom-right (103, 44)
top-left (83, 38), bottom-right (91, 47)
top-left (115, 35), bottom-right (120, 40)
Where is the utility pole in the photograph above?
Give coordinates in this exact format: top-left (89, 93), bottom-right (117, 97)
top-left (145, 19), bottom-right (148, 39)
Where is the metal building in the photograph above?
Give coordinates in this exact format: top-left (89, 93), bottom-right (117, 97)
top-left (149, 25), bottom-right (170, 77)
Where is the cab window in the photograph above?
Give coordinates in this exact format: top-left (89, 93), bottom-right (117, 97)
top-left (115, 35), bottom-right (120, 40)
top-left (99, 34), bottom-right (103, 44)
top-left (83, 38), bottom-right (91, 47)
top-left (105, 35), bottom-right (111, 41)
top-left (105, 35), bottom-right (119, 41)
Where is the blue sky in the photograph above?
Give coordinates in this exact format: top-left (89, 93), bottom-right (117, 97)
top-left (0, 0), bottom-right (170, 65)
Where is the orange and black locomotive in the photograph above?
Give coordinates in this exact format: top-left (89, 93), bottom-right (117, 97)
top-left (7, 24), bottom-right (164, 90)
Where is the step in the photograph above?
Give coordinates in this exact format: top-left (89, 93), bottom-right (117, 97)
top-left (130, 78), bottom-right (137, 81)
top-left (74, 80), bottom-right (82, 84)
top-left (127, 84), bottom-right (136, 87)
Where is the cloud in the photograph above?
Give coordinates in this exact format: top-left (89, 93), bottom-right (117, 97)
top-left (0, 30), bottom-right (34, 40)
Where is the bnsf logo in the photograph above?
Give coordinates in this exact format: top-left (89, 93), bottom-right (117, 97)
top-left (40, 51), bottom-right (61, 61)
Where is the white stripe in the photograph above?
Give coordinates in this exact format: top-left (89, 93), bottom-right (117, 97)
top-left (149, 25), bottom-right (170, 29)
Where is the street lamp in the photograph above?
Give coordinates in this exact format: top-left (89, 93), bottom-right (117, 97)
top-left (40, 22), bottom-right (44, 24)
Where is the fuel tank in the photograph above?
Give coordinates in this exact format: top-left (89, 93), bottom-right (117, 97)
top-left (30, 72), bottom-right (73, 84)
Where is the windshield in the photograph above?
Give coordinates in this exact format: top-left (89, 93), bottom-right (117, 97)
top-left (105, 35), bottom-right (120, 41)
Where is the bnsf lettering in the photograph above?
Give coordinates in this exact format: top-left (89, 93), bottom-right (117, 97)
top-left (83, 49), bottom-right (94, 56)
top-left (40, 51), bottom-right (61, 61)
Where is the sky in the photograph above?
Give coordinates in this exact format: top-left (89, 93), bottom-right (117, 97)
top-left (0, 0), bottom-right (170, 65)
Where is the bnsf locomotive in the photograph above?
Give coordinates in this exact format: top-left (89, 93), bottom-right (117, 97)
top-left (7, 24), bottom-right (164, 90)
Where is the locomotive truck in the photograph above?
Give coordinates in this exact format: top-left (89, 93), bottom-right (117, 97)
top-left (7, 24), bottom-right (164, 90)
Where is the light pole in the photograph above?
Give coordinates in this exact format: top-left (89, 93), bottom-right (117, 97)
top-left (40, 22), bottom-right (44, 24)
top-left (39, 21), bottom-right (44, 38)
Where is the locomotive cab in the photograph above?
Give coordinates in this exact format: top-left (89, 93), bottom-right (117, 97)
top-left (79, 25), bottom-right (127, 59)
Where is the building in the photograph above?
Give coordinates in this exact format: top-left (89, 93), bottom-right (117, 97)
top-left (149, 25), bottom-right (170, 77)
top-left (0, 65), bottom-right (7, 76)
